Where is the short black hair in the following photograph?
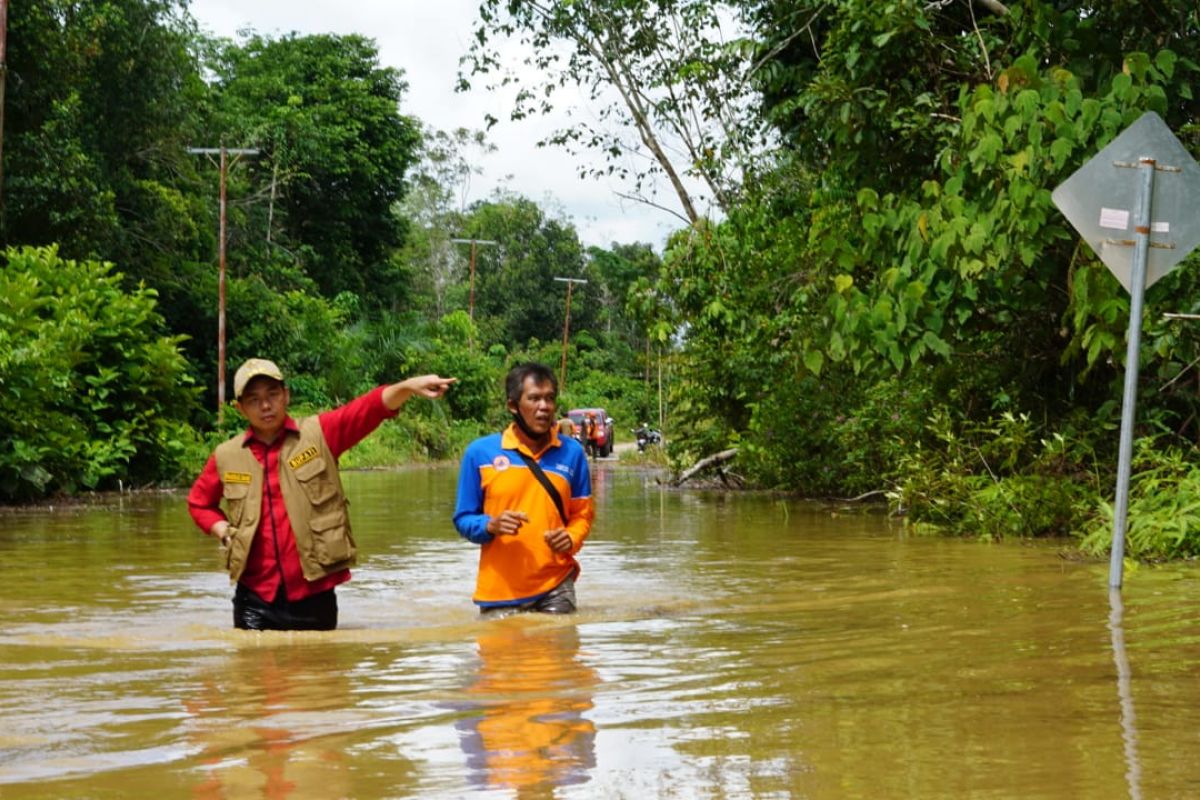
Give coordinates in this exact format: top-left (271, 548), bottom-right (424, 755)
top-left (505, 362), bottom-right (558, 405)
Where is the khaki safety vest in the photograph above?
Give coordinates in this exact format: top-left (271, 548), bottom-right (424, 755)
top-left (214, 416), bottom-right (357, 582)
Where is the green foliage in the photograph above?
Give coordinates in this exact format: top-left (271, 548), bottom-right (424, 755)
top-left (891, 410), bottom-right (1097, 540)
top-left (737, 368), bottom-right (934, 495)
top-left (1080, 440), bottom-right (1200, 560)
top-left (640, 1), bottom-right (1200, 562)
top-left (207, 32), bottom-right (422, 308)
top-left (214, 275), bottom-right (362, 406)
top-left (5, 0), bottom-right (209, 272)
top-left (0, 246), bottom-right (201, 500)
top-left (800, 51), bottom-right (1195, 383)
top-left (422, 312), bottom-right (502, 422)
top-left (466, 196), bottom-right (592, 347)
top-left (462, 0), bottom-right (764, 221)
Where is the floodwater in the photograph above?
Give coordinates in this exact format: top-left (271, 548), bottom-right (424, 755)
top-left (2, 464), bottom-right (1199, 799)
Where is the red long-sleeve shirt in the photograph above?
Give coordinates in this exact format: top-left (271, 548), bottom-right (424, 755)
top-left (188, 386), bottom-right (397, 603)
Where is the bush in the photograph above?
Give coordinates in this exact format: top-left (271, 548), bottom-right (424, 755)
top-left (736, 368), bottom-right (934, 496)
top-left (892, 410), bottom-right (1098, 540)
top-left (1080, 439), bottom-right (1200, 560)
top-left (339, 416), bottom-right (488, 468)
top-left (423, 311), bottom-right (503, 422)
top-left (0, 245), bottom-right (201, 499)
top-left (224, 275), bottom-right (361, 403)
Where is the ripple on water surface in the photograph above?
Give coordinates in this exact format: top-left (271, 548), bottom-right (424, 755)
top-left (2, 469), bottom-right (1200, 798)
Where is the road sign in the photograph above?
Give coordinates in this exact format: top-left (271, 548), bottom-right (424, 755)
top-left (1052, 112), bottom-right (1200, 292)
top-left (1052, 111), bottom-right (1200, 590)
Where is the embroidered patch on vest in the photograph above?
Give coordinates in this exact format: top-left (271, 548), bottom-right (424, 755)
top-left (288, 446), bottom-right (320, 470)
top-left (492, 455), bottom-right (511, 471)
top-left (223, 471), bottom-right (252, 484)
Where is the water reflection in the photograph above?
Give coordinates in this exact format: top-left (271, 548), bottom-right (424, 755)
top-left (457, 619), bottom-right (597, 797)
top-left (1108, 589), bottom-right (1143, 800)
top-left (184, 644), bottom-right (358, 799)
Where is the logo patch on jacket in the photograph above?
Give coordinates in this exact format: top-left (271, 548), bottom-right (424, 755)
top-left (492, 455), bottom-right (511, 471)
top-left (223, 471), bottom-right (252, 485)
top-left (288, 446), bottom-right (320, 470)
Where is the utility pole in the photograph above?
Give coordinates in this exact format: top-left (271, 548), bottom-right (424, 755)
top-left (187, 146), bottom-right (260, 423)
top-left (449, 237), bottom-right (498, 321)
top-left (554, 277), bottom-right (588, 392)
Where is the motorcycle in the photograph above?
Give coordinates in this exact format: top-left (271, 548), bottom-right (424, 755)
top-left (633, 424), bottom-right (662, 453)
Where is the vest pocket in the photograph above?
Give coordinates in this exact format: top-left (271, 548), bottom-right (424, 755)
top-left (222, 481), bottom-right (251, 525)
top-left (223, 526), bottom-right (250, 579)
top-left (293, 457), bottom-right (337, 505)
top-left (309, 510), bottom-right (355, 565)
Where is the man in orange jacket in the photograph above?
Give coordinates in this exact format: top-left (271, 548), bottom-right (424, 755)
top-left (453, 362), bottom-right (595, 615)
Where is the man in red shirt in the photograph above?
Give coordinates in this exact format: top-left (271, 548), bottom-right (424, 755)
top-left (188, 357), bottom-right (455, 630)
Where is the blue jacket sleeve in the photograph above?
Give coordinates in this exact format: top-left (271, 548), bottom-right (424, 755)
top-left (570, 441), bottom-right (593, 502)
top-left (453, 444), bottom-right (494, 545)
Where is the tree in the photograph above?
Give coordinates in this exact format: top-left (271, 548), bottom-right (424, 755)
top-left (461, 0), bottom-right (769, 226)
top-left (744, 1), bottom-right (1199, 195)
top-left (585, 242), bottom-right (662, 366)
top-left (463, 195), bottom-right (593, 348)
top-left (648, 0), bottom-right (1200, 503)
top-left (398, 125), bottom-right (496, 320)
top-left (206, 32), bottom-right (422, 309)
top-left (4, 0), bottom-right (210, 277)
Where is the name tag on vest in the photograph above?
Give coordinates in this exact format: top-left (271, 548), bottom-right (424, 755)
top-left (288, 446), bottom-right (320, 470)
top-left (223, 471), bottom-right (252, 484)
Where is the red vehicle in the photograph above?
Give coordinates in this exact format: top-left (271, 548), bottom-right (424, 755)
top-left (567, 407), bottom-right (614, 457)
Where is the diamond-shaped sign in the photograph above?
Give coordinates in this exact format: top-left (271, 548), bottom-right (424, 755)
top-left (1052, 111), bottom-right (1200, 293)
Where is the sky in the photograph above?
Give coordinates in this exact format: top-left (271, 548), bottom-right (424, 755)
top-left (186, 0), bottom-right (684, 252)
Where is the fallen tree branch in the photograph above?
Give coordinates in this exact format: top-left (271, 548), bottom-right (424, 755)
top-left (670, 448), bottom-right (739, 486)
top-left (837, 489), bottom-right (888, 503)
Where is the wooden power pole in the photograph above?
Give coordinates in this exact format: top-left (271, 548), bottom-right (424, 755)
top-left (553, 277), bottom-right (588, 392)
top-left (449, 237), bottom-right (498, 321)
top-left (187, 146), bottom-right (259, 422)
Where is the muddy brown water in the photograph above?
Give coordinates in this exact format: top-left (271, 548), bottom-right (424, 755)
top-left (1, 464), bottom-right (1198, 798)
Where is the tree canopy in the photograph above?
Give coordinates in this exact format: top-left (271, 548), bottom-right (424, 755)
top-left (207, 32), bottom-right (423, 308)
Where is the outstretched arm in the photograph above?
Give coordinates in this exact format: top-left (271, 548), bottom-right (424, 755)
top-left (382, 375), bottom-right (456, 411)
top-left (321, 376), bottom-right (456, 457)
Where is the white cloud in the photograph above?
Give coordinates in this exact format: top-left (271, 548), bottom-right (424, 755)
top-left (187, 0), bottom-right (683, 251)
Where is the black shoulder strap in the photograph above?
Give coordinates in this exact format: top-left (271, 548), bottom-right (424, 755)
top-left (514, 450), bottom-right (568, 526)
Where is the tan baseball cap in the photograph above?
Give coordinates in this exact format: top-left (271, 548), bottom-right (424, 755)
top-left (233, 358), bottom-right (284, 398)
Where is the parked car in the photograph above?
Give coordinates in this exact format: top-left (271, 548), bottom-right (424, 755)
top-left (567, 407), bottom-right (615, 457)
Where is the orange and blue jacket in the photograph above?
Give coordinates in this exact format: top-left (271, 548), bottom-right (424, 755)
top-left (454, 424), bottom-right (594, 607)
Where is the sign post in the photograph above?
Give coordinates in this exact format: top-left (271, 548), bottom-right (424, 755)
top-left (1052, 112), bottom-right (1200, 588)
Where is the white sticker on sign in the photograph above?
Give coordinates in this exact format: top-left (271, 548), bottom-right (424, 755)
top-left (1152, 221), bottom-right (1170, 233)
top-left (1099, 208), bottom-right (1130, 230)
